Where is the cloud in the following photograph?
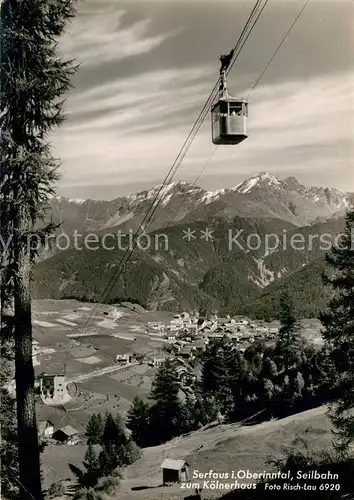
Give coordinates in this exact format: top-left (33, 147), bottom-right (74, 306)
top-left (52, 1), bottom-right (354, 198)
top-left (66, 65), bottom-right (215, 129)
top-left (190, 71), bottom-right (354, 190)
top-left (54, 70), bottom-right (354, 195)
top-left (59, 6), bottom-right (180, 67)
top-left (54, 65), bottom-right (216, 186)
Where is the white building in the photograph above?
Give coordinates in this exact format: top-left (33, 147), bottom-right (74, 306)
top-left (152, 356), bottom-right (166, 367)
top-left (147, 322), bottom-right (165, 335)
top-left (116, 354), bottom-right (132, 365)
top-left (170, 316), bottom-right (184, 331)
top-left (39, 374), bottom-right (70, 404)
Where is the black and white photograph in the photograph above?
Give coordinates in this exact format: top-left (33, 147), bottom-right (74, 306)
top-left (1, 1), bottom-right (354, 499)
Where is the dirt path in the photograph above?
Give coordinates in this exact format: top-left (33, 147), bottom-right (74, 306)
top-left (66, 362), bottom-right (138, 383)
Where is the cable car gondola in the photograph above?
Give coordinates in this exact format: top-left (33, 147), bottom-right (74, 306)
top-left (211, 53), bottom-right (248, 145)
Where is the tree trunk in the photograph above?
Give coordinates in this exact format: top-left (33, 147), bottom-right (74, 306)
top-left (14, 238), bottom-right (43, 500)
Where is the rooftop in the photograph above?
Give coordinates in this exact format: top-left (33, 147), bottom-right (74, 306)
top-left (57, 425), bottom-right (79, 437)
top-left (160, 458), bottom-right (188, 470)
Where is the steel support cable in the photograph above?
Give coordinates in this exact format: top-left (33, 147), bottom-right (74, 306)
top-left (83, 82), bottom-right (221, 327)
top-left (82, 13), bottom-right (265, 329)
top-left (81, 0), bottom-right (266, 329)
top-left (246, 0), bottom-right (309, 98)
top-left (227, 0), bottom-right (269, 77)
top-left (81, 0), bottom-right (267, 329)
top-left (229, 0), bottom-right (264, 63)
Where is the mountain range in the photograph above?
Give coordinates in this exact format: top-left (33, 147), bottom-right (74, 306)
top-left (49, 171), bottom-right (353, 233)
top-left (34, 172), bottom-right (352, 318)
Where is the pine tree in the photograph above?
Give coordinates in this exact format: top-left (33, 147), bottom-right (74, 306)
top-left (150, 359), bottom-right (180, 403)
top-left (202, 337), bottom-right (247, 417)
top-left (126, 397), bottom-right (151, 447)
top-left (0, 1), bottom-right (77, 497)
top-left (0, 359), bottom-right (18, 498)
top-left (99, 411), bottom-right (140, 469)
top-left (275, 292), bottom-right (302, 371)
top-left (85, 414), bottom-right (103, 445)
top-left (149, 359), bottom-right (182, 443)
top-left (82, 444), bottom-right (101, 487)
top-left (98, 442), bottom-right (118, 477)
top-left (202, 337), bottom-right (235, 394)
top-left (320, 210), bottom-right (354, 451)
top-left (278, 374), bottom-right (294, 417)
top-left (263, 379), bottom-right (274, 402)
top-left (116, 438), bottom-right (141, 468)
top-left (261, 357), bottom-right (278, 380)
top-left (102, 412), bottom-right (127, 448)
top-left (102, 412), bottom-right (118, 444)
top-left (115, 412), bottom-right (128, 446)
top-left (97, 412), bottom-right (103, 438)
top-left (291, 372), bottom-right (305, 411)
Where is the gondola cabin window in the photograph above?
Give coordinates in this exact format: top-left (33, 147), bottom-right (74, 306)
top-left (211, 96), bottom-right (248, 145)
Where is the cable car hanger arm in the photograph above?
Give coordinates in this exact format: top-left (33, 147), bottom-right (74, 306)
top-left (219, 49), bottom-right (234, 75)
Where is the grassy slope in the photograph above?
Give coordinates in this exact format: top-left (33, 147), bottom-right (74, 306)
top-left (41, 405), bottom-right (331, 498)
top-left (119, 405), bottom-right (330, 499)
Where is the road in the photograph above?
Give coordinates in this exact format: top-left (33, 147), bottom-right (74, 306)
top-left (66, 362), bottom-right (138, 383)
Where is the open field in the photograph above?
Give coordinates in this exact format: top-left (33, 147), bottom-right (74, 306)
top-left (29, 299), bottom-right (171, 440)
top-left (32, 298), bottom-right (171, 376)
top-left (31, 298), bottom-right (324, 429)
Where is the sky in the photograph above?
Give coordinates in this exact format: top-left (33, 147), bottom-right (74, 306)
top-left (53, 0), bottom-right (354, 200)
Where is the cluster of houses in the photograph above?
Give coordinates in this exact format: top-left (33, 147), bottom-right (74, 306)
top-left (112, 313), bottom-right (280, 388)
top-left (127, 312), bottom-right (280, 387)
top-left (146, 312), bottom-right (278, 356)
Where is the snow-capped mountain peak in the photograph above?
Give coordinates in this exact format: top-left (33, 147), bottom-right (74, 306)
top-left (50, 172), bottom-right (354, 235)
top-left (55, 195), bottom-right (86, 204)
top-left (233, 171), bottom-right (281, 194)
top-left (201, 188), bottom-right (227, 204)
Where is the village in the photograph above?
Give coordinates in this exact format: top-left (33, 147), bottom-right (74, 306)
top-left (13, 300), bottom-right (278, 454)
top-left (26, 307), bottom-right (280, 450)
top-left (2, 299), bottom-right (323, 490)
top-left (143, 311), bottom-right (279, 369)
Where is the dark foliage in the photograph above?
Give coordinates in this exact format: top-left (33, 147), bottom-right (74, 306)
top-left (320, 210), bottom-right (354, 451)
top-left (126, 299), bottom-right (335, 449)
top-left (73, 410), bottom-right (141, 492)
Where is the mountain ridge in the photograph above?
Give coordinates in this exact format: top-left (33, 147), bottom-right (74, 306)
top-left (34, 172), bottom-right (352, 317)
top-left (49, 172), bottom-right (354, 235)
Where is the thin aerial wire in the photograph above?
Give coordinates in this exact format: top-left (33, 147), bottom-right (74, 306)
top-left (228, 0), bottom-right (269, 77)
top-left (247, 0), bottom-right (309, 98)
top-left (194, 146), bottom-right (218, 186)
top-left (81, 0), bottom-right (267, 329)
